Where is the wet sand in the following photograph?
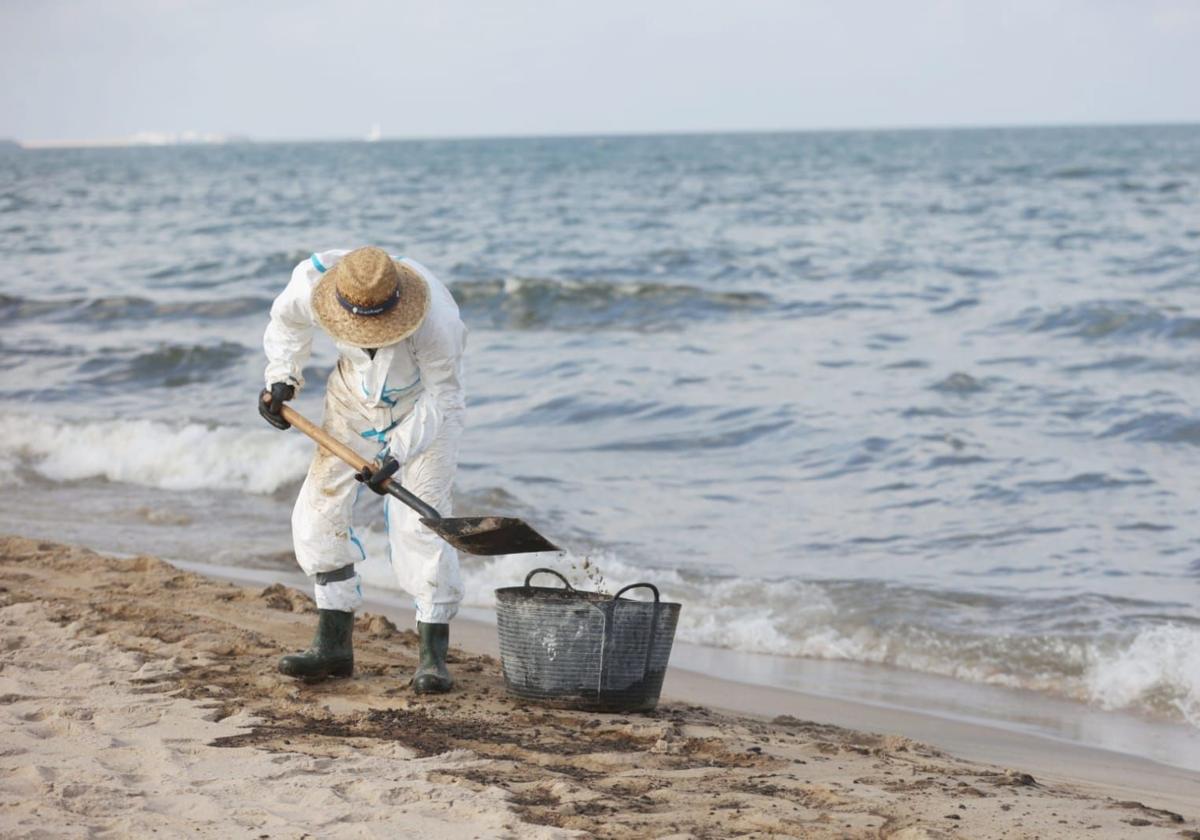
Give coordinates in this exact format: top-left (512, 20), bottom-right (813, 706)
top-left (1, 535), bottom-right (1197, 839)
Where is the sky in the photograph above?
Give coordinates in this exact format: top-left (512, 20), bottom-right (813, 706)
top-left (2, 0), bottom-right (1199, 142)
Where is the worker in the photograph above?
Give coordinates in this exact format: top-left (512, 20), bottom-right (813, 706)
top-left (259, 246), bottom-right (466, 693)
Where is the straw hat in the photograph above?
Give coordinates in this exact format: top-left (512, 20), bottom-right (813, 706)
top-left (311, 247), bottom-right (430, 348)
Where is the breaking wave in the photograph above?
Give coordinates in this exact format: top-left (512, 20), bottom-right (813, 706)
top-left (0, 413), bottom-right (310, 494)
top-left (353, 540), bottom-right (1200, 729)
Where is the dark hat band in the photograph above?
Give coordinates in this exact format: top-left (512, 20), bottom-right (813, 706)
top-left (336, 286), bottom-right (401, 317)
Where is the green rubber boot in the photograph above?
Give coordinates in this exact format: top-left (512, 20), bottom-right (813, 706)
top-left (411, 621), bottom-right (453, 694)
top-left (278, 609), bottom-right (354, 681)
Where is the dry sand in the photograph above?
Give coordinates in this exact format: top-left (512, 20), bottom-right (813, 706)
top-left (0, 535), bottom-right (1196, 839)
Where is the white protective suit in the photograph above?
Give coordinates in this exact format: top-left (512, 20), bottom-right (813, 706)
top-left (263, 250), bottom-right (467, 620)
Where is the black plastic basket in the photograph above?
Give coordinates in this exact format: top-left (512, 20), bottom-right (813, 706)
top-left (495, 568), bottom-right (682, 712)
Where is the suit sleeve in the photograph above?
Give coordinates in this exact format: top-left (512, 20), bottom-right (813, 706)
top-left (262, 262), bottom-right (318, 391)
top-left (385, 305), bottom-right (467, 463)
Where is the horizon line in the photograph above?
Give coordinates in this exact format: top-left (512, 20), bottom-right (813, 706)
top-left (11, 117), bottom-right (1200, 149)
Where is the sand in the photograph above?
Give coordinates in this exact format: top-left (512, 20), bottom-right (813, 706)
top-left (0, 535), bottom-right (1196, 839)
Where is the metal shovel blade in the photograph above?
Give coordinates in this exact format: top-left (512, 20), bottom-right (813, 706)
top-left (420, 516), bottom-right (560, 556)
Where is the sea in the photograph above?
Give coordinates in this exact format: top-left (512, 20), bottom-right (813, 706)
top-left (2, 126), bottom-right (1198, 767)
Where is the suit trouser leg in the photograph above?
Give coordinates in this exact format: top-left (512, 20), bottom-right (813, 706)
top-left (290, 395), bottom-right (376, 611)
top-left (385, 420), bottom-right (464, 624)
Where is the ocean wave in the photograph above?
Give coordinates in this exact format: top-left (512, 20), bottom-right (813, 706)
top-left (450, 276), bottom-right (773, 330)
top-left (1100, 412), bottom-right (1200, 446)
top-left (1117, 179), bottom-right (1188, 194)
top-left (1005, 300), bottom-right (1200, 342)
top-left (1060, 354), bottom-right (1186, 373)
top-left (1050, 165), bottom-right (1131, 180)
top-left (146, 249), bottom-right (310, 289)
top-left (1017, 471), bottom-right (1154, 493)
top-left (587, 420), bottom-right (793, 452)
top-left (929, 372), bottom-right (988, 394)
top-left (0, 413), bottom-right (311, 494)
top-left (0, 292), bottom-right (272, 324)
top-left (78, 341), bottom-right (249, 388)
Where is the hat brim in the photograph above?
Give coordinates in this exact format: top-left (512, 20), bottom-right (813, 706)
top-left (311, 259), bottom-right (431, 348)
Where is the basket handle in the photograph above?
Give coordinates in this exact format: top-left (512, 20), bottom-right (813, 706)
top-left (613, 582), bottom-right (660, 603)
top-left (602, 582), bottom-right (663, 693)
top-left (524, 568), bottom-right (575, 591)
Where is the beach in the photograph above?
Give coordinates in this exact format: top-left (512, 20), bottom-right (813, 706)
top-left (2, 534), bottom-right (1195, 839)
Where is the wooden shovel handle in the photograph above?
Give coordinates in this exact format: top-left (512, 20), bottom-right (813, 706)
top-left (276, 402), bottom-right (442, 521)
top-left (278, 404), bottom-right (371, 473)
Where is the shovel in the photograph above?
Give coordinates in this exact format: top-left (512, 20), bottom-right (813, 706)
top-left (280, 405), bottom-right (560, 556)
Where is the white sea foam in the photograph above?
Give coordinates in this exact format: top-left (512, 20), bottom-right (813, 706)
top-left (355, 540), bottom-right (1200, 727)
top-left (0, 448), bottom-right (18, 485)
top-left (0, 413), bottom-right (311, 494)
top-left (1085, 624), bottom-right (1200, 727)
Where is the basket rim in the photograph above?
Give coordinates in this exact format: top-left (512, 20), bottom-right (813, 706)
top-left (493, 584), bottom-right (682, 608)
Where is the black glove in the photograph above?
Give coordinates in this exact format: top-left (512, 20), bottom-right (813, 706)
top-left (355, 455), bottom-right (400, 495)
top-left (258, 382), bottom-right (295, 430)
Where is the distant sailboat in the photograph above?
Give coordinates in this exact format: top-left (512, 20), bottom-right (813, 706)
top-left (365, 123), bottom-right (382, 143)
